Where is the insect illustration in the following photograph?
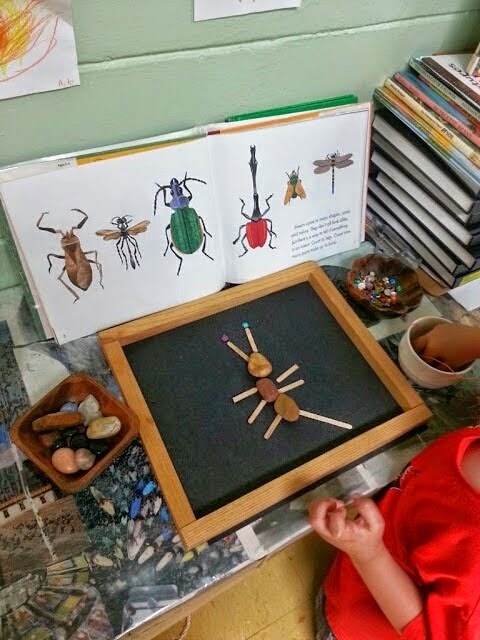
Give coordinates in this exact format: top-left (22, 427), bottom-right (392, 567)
top-left (154, 173), bottom-right (213, 276)
top-left (284, 167), bottom-right (306, 205)
top-left (96, 216), bottom-right (150, 271)
top-left (313, 152), bottom-right (354, 195)
top-left (222, 322), bottom-right (352, 440)
top-left (233, 146), bottom-right (276, 256)
top-left (36, 209), bottom-right (103, 303)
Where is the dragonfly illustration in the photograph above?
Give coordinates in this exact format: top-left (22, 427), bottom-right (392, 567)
top-left (313, 152), bottom-right (354, 195)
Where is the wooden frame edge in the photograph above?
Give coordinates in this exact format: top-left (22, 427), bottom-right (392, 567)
top-left (307, 268), bottom-right (423, 411)
top-left (180, 403), bottom-right (432, 549)
top-left (99, 260), bottom-right (432, 551)
top-left (101, 340), bottom-right (195, 529)
top-left (98, 262), bottom-right (317, 346)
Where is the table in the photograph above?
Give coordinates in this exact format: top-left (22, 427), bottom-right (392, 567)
top-left (1, 244), bottom-right (479, 640)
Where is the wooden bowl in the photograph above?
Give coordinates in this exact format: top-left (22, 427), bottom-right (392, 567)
top-left (11, 374), bottom-right (139, 493)
top-left (346, 254), bottom-right (423, 318)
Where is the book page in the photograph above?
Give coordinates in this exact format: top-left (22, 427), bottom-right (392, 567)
top-left (0, 137), bottom-right (225, 343)
top-left (209, 105), bottom-right (370, 283)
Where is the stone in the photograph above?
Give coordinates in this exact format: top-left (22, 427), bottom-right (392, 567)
top-left (247, 352), bottom-right (273, 378)
top-left (78, 394), bottom-right (102, 426)
top-left (88, 440), bottom-right (110, 455)
top-left (60, 402), bottom-right (79, 413)
top-left (51, 435), bottom-right (69, 451)
top-left (38, 432), bottom-right (58, 449)
top-left (274, 394), bottom-right (300, 422)
top-left (51, 448), bottom-right (79, 474)
top-left (87, 416), bottom-right (121, 440)
top-left (256, 378), bottom-right (278, 403)
top-left (75, 448), bottom-right (96, 471)
top-left (32, 412), bottom-right (83, 433)
top-left (70, 433), bottom-right (90, 450)
top-left (62, 427), bottom-right (80, 439)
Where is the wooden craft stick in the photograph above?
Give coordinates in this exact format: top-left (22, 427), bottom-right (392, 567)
top-left (276, 364), bottom-right (299, 383)
top-left (221, 335), bottom-right (249, 362)
top-left (277, 379), bottom-right (305, 394)
top-left (248, 400), bottom-right (267, 424)
top-left (299, 410), bottom-right (353, 430)
top-left (264, 414), bottom-right (282, 439)
top-left (242, 322), bottom-right (258, 353)
top-left (232, 387), bottom-right (258, 403)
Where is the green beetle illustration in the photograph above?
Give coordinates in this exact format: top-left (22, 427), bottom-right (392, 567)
top-left (154, 174), bottom-right (214, 275)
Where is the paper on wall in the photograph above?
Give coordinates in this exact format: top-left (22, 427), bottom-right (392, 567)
top-left (194, 0), bottom-right (301, 22)
top-left (0, 0), bottom-right (79, 101)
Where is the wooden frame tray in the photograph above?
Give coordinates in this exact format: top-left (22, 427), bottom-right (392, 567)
top-left (99, 262), bottom-right (431, 549)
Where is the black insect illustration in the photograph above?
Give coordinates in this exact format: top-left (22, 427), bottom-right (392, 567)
top-left (36, 209), bottom-right (103, 303)
top-left (233, 145), bottom-right (276, 257)
top-left (313, 152), bottom-right (354, 194)
top-left (96, 216), bottom-right (150, 270)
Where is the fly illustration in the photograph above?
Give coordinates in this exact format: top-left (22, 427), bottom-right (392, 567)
top-left (284, 167), bottom-right (306, 205)
top-left (96, 216), bottom-right (150, 270)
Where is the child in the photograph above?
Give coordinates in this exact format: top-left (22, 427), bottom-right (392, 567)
top-left (309, 322), bottom-right (480, 640)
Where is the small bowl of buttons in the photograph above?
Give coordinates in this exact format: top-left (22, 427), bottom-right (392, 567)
top-left (346, 254), bottom-right (423, 318)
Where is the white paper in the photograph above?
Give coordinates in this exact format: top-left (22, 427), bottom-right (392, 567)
top-left (0, 0), bottom-right (79, 101)
top-left (194, 0), bottom-right (301, 21)
top-left (0, 138), bottom-right (226, 343)
top-left (0, 104), bottom-right (370, 344)
top-left (210, 105), bottom-right (370, 283)
top-left (450, 278), bottom-right (480, 311)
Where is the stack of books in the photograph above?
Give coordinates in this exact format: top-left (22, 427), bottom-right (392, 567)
top-left (369, 53), bottom-right (480, 289)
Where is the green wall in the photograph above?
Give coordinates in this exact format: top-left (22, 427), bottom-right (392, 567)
top-left (0, 0), bottom-right (479, 289)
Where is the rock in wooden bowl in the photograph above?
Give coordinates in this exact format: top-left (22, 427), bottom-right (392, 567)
top-left (346, 254), bottom-right (423, 318)
top-left (11, 373), bottom-right (139, 493)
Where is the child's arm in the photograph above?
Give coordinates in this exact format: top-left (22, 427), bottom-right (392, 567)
top-left (309, 497), bottom-right (423, 633)
top-left (412, 323), bottom-right (480, 371)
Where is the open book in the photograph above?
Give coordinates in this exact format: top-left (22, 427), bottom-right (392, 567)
top-left (0, 103), bottom-right (371, 343)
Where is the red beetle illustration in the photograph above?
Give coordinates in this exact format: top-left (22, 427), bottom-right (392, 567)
top-left (233, 146), bottom-right (276, 257)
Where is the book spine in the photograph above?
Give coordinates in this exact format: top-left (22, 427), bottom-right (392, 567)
top-left (394, 73), bottom-right (480, 147)
top-left (376, 88), bottom-right (478, 179)
top-left (457, 268), bottom-right (480, 286)
top-left (409, 58), bottom-right (480, 125)
top-left (384, 78), bottom-right (480, 168)
top-left (406, 70), bottom-right (475, 128)
top-left (374, 88), bottom-right (480, 192)
top-left (372, 114), bottom-right (476, 215)
top-left (422, 57), bottom-right (480, 111)
top-left (416, 75), bottom-right (480, 133)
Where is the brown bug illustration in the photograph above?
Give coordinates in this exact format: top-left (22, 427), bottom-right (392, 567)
top-left (36, 209), bottom-right (103, 302)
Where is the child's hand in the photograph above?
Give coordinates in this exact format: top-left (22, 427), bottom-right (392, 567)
top-left (309, 497), bottom-right (385, 565)
top-left (412, 322), bottom-right (480, 371)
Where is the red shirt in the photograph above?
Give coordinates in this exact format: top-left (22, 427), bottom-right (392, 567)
top-left (324, 427), bottom-right (480, 640)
